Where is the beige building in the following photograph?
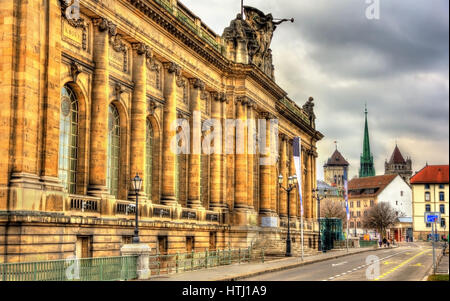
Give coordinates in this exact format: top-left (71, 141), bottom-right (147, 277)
top-left (0, 1), bottom-right (323, 262)
top-left (411, 165), bottom-right (449, 241)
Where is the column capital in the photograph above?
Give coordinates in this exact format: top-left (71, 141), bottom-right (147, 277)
top-left (260, 111), bottom-right (275, 120)
top-left (279, 133), bottom-right (288, 141)
top-left (247, 99), bottom-right (256, 108)
top-left (211, 91), bottom-right (225, 102)
top-left (235, 95), bottom-right (248, 106)
top-left (132, 42), bottom-right (153, 58)
top-left (163, 61), bottom-right (182, 76)
top-left (189, 78), bottom-right (205, 91)
top-left (92, 17), bottom-right (116, 36)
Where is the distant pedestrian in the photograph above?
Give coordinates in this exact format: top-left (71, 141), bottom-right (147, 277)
top-left (382, 237), bottom-right (387, 247)
top-left (379, 240), bottom-right (382, 248)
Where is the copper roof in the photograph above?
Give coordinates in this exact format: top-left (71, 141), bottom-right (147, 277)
top-left (410, 165), bottom-right (449, 184)
top-left (388, 145), bottom-right (406, 164)
top-left (324, 149), bottom-right (349, 166)
top-left (348, 174), bottom-right (397, 198)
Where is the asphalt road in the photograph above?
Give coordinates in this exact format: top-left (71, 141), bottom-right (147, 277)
top-left (242, 243), bottom-right (435, 281)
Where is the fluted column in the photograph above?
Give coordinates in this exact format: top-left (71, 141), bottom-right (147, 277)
top-left (220, 93), bottom-right (228, 209)
top-left (88, 18), bottom-right (115, 197)
top-left (129, 43), bottom-right (149, 199)
top-left (279, 135), bottom-right (288, 218)
top-left (247, 101), bottom-right (256, 210)
top-left (160, 62), bottom-right (180, 205)
top-left (209, 92), bottom-right (223, 209)
top-left (187, 79), bottom-right (203, 208)
top-left (234, 96), bottom-right (248, 210)
top-left (259, 112), bottom-right (273, 215)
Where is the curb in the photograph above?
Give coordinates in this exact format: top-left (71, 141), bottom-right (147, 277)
top-left (215, 246), bottom-right (397, 281)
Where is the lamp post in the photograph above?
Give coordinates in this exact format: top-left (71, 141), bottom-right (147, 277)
top-left (278, 174), bottom-right (297, 257)
top-left (312, 188), bottom-right (327, 252)
top-left (131, 174), bottom-right (143, 244)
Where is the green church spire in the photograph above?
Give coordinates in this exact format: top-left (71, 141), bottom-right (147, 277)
top-left (359, 104), bottom-right (375, 177)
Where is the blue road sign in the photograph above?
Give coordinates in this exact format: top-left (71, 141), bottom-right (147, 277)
top-left (427, 215), bottom-right (439, 223)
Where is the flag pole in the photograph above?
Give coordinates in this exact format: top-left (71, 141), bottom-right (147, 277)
top-left (293, 137), bottom-right (304, 261)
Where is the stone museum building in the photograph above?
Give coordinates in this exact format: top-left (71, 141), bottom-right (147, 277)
top-left (0, 0), bottom-right (323, 262)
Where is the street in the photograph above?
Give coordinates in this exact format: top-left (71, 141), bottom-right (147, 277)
top-left (242, 243), bottom-right (435, 281)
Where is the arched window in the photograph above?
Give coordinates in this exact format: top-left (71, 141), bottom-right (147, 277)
top-left (107, 104), bottom-right (120, 198)
top-left (145, 119), bottom-right (153, 198)
top-left (58, 85), bottom-right (78, 194)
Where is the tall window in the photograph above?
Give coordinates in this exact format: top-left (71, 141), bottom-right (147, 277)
top-left (425, 204), bottom-right (431, 212)
top-left (439, 192), bottom-right (445, 201)
top-left (145, 119), bottom-right (153, 198)
top-left (58, 85), bottom-right (78, 194)
top-left (440, 204), bottom-right (445, 214)
top-left (441, 218), bottom-right (446, 228)
top-left (425, 192), bottom-right (431, 202)
top-left (107, 104), bottom-right (120, 198)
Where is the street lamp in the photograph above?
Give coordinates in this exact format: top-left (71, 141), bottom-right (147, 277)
top-left (279, 174), bottom-right (298, 257)
top-left (312, 188), bottom-right (327, 252)
top-left (131, 174), bottom-right (143, 244)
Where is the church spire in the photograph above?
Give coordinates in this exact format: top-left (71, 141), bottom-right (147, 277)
top-left (359, 105), bottom-right (375, 177)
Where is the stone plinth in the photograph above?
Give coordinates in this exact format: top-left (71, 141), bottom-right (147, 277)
top-left (120, 243), bottom-right (151, 280)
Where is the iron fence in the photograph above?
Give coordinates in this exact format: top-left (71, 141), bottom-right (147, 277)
top-left (149, 247), bottom-right (265, 275)
top-left (0, 256), bottom-right (137, 281)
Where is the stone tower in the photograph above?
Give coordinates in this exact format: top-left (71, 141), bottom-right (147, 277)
top-left (324, 147), bottom-right (349, 189)
top-left (385, 144), bottom-right (412, 183)
top-left (359, 105), bottom-right (376, 178)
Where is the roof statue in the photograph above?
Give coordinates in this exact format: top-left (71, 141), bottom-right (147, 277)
top-left (222, 6), bottom-right (294, 79)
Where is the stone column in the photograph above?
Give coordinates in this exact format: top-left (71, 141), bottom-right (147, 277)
top-left (305, 150), bottom-right (313, 218)
top-left (88, 18), bottom-right (115, 197)
top-left (187, 79), bottom-right (203, 208)
top-left (129, 43), bottom-right (149, 200)
top-left (279, 135), bottom-right (288, 218)
top-left (220, 93), bottom-right (228, 209)
top-left (311, 151), bottom-right (318, 219)
top-left (234, 96), bottom-right (248, 211)
top-left (259, 112), bottom-right (273, 216)
top-left (247, 101), bottom-right (256, 210)
top-left (160, 62), bottom-right (180, 205)
top-left (209, 92), bottom-right (223, 209)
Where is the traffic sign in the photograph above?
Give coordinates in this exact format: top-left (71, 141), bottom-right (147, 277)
top-left (425, 212), bottom-right (441, 223)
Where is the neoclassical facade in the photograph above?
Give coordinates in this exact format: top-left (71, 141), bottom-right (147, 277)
top-left (0, 0), bottom-right (323, 262)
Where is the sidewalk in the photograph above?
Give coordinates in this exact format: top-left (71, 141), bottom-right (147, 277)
top-left (148, 246), bottom-right (396, 281)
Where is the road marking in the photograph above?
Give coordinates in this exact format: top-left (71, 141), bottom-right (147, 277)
top-left (373, 250), bottom-right (430, 281)
top-left (332, 261), bottom-right (348, 267)
top-left (411, 263), bottom-right (423, 267)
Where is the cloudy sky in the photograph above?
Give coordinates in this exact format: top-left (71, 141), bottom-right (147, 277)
top-left (181, 0), bottom-right (449, 179)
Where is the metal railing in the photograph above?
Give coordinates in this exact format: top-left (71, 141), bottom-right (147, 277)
top-left (359, 240), bottom-right (378, 248)
top-left (149, 247), bottom-right (265, 276)
top-left (0, 256), bottom-right (138, 281)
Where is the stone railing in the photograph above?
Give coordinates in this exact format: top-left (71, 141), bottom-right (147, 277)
top-left (153, 0), bottom-right (222, 53)
top-left (152, 205), bottom-right (172, 219)
top-left (68, 195), bottom-right (100, 213)
top-left (116, 201), bottom-right (136, 216)
top-left (180, 209), bottom-right (198, 221)
top-left (205, 211), bottom-right (220, 223)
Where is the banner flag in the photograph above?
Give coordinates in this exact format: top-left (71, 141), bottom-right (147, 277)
top-left (344, 167), bottom-right (350, 221)
top-left (293, 137), bottom-right (303, 217)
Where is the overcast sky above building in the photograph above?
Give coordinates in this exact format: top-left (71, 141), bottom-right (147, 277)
top-left (181, 0), bottom-right (449, 179)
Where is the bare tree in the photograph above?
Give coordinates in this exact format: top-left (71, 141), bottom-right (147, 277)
top-left (321, 200), bottom-right (347, 228)
top-left (362, 202), bottom-right (398, 237)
